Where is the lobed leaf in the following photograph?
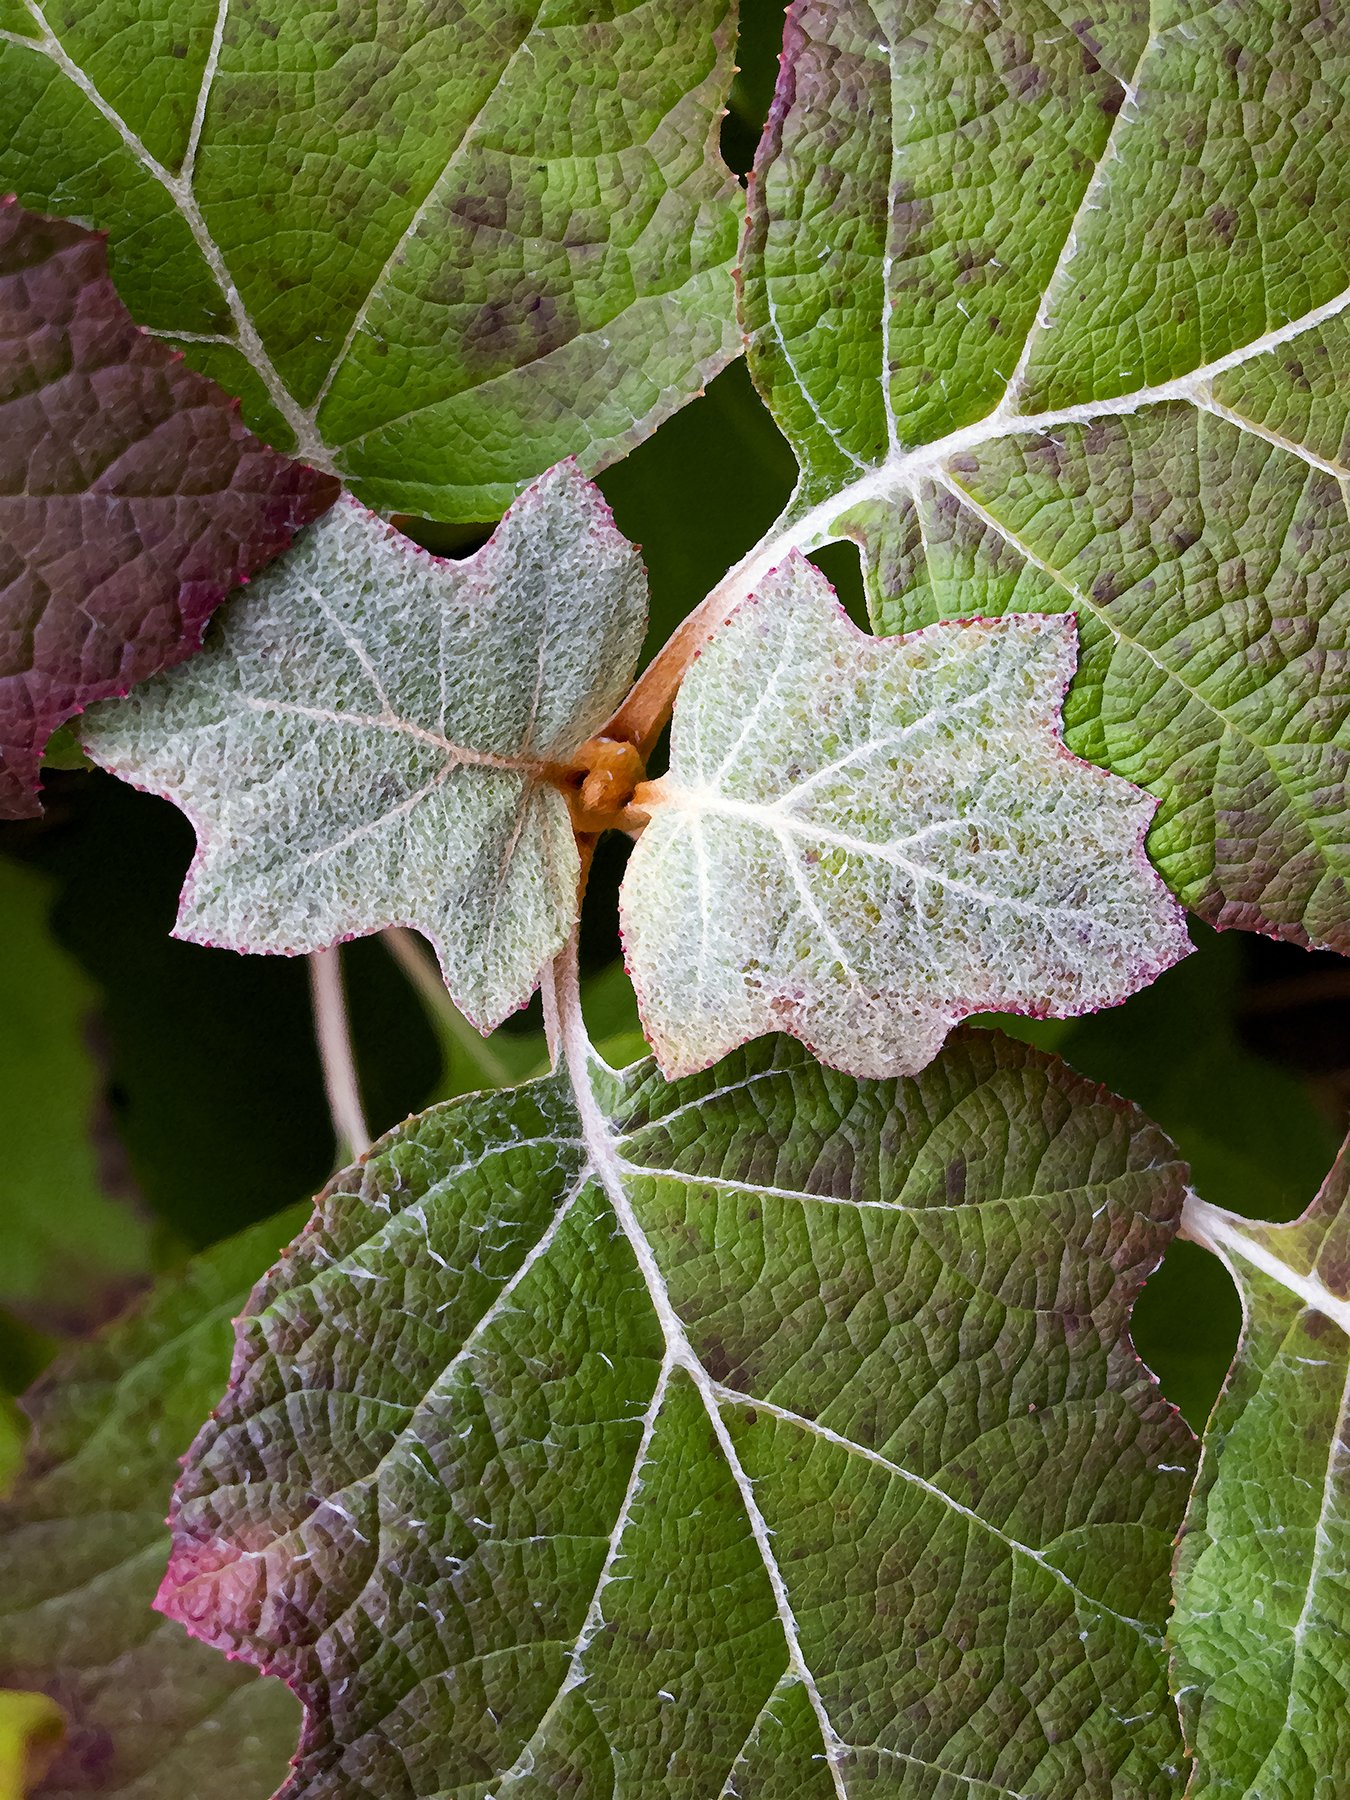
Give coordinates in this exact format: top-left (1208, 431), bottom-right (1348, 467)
top-left (740, 0), bottom-right (1350, 952)
top-left (0, 0), bottom-right (742, 519)
top-left (622, 554), bottom-right (1190, 1080)
top-left (81, 463), bottom-right (647, 1032)
top-left (0, 199), bottom-right (337, 819)
top-left (0, 1209), bottom-right (306, 1800)
top-left (161, 1025), bottom-right (1195, 1799)
top-left (1172, 1143), bottom-right (1350, 1797)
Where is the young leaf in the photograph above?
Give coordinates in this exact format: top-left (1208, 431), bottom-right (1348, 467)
top-left (0, 1207), bottom-right (306, 1800)
top-left (0, 0), bottom-right (741, 519)
top-left (0, 857), bottom-right (153, 1335)
top-left (0, 200), bottom-right (337, 819)
top-left (160, 1018), bottom-right (1195, 1798)
top-left (740, 3), bottom-right (1350, 952)
top-left (622, 555), bottom-right (1190, 1080)
top-left (81, 464), bottom-right (647, 1032)
top-left (1172, 1144), bottom-right (1350, 1796)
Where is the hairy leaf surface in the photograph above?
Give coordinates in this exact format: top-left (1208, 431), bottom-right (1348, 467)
top-left (0, 199), bottom-right (337, 818)
top-left (622, 556), bottom-right (1190, 1079)
top-left (161, 1024), bottom-right (1195, 1799)
top-left (0, 1209), bottom-right (305, 1800)
top-left (741, 0), bottom-right (1350, 951)
top-left (1172, 1145), bottom-right (1350, 1796)
top-left (81, 464), bottom-right (647, 1032)
top-left (0, 0), bottom-right (741, 519)
top-left (0, 857), bottom-right (152, 1336)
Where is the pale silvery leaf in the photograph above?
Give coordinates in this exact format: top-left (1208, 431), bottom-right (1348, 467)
top-left (159, 1010), bottom-right (1195, 1799)
top-left (81, 462), bottom-right (646, 1032)
top-left (740, 1), bottom-right (1350, 952)
top-left (1173, 1148), bottom-right (1350, 1797)
top-left (621, 554), bottom-right (1191, 1080)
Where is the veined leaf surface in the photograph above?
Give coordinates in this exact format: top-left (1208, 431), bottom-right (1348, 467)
top-left (81, 463), bottom-right (647, 1033)
top-left (0, 0), bottom-right (742, 519)
top-left (1172, 1146), bottom-right (1350, 1796)
top-left (740, 0), bottom-right (1350, 952)
top-left (0, 199), bottom-right (337, 818)
top-left (161, 1005), bottom-right (1195, 1799)
top-left (622, 555), bottom-right (1190, 1080)
top-left (0, 1209), bottom-right (306, 1800)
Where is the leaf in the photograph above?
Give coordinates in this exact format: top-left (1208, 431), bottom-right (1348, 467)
top-left (0, 0), bottom-right (742, 520)
top-left (0, 855), bottom-right (153, 1336)
top-left (0, 1691), bottom-right (63, 1800)
top-left (1171, 1143), bottom-right (1350, 1797)
top-left (740, 1), bottom-right (1350, 952)
top-left (0, 199), bottom-right (338, 819)
top-left (81, 462), bottom-right (647, 1033)
top-left (0, 1207), bottom-right (306, 1800)
top-left (621, 554), bottom-right (1191, 1080)
top-left (159, 1012), bottom-right (1196, 1799)
top-left (995, 926), bottom-right (1341, 1430)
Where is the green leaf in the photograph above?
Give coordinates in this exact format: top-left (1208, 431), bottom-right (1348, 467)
top-left (1171, 1144), bottom-right (1350, 1797)
top-left (622, 554), bottom-right (1190, 1078)
top-left (1002, 927), bottom-right (1341, 1431)
top-left (740, 1), bottom-right (1350, 953)
top-left (0, 1691), bottom-right (64, 1800)
top-left (82, 464), bottom-right (647, 1032)
top-left (0, 1207), bottom-right (306, 1800)
top-left (0, 856), bottom-right (153, 1336)
top-left (0, 0), bottom-right (742, 519)
top-left (161, 1014), bottom-right (1195, 1797)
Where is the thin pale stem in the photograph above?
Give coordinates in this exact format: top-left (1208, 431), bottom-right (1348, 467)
top-left (308, 947), bottom-right (371, 1161)
top-left (382, 927), bottom-right (516, 1087)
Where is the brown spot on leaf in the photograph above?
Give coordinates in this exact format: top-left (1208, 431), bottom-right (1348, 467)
top-left (1209, 205), bottom-right (1240, 245)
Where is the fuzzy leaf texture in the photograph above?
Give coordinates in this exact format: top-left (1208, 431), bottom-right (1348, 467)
top-left (0, 0), bottom-right (741, 519)
top-left (622, 556), bottom-right (1190, 1080)
top-left (0, 198), bottom-right (337, 818)
top-left (1171, 1142), bottom-right (1350, 1797)
top-left (740, 0), bottom-right (1350, 952)
top-left (0, 1209), bottom-right (306, 1800)
top-left (80, 463), bottom-right (647, 1031)
top-left (161, 1027), bottom-right (1197, 1799)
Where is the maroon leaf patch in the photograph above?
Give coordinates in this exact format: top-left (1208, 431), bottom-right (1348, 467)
top-left (0, 200), bottom-right (339, 819)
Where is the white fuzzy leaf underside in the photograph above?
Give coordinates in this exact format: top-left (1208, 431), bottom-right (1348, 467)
top-left (82, 462), bottom-right (647, 1031)
top-left (622, 555), bottom-right (1192, 1078)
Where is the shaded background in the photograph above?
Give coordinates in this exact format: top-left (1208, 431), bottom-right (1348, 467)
top-left (2, 0), bottom-right (1347, 1443)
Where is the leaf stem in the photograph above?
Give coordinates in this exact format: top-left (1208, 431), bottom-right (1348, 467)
top-left (308, 947), bottom-right (371, 1161)
top-left (382, 927), bottom-right (517, 1088)
top-left (600, 506), bottom-right (812, 761)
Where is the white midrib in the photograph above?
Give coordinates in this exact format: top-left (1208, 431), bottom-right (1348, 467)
top-left (1181, 1191), bottom-right (1350, 1798)
top-left (546, 953), bottom-right (853, 1800)
top-left (651, 784), bottom-right (1105, 928)
top-left (1181, 1195), bottom-right (1350, 1339)
top-left (14, 0), bottom-right (328, 465)
top-left (698, 276), bottom-right (1350, 643)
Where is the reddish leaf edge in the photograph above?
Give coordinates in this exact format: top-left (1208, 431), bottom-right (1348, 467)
top-left (0, 197), bottom-right (340, 820)
top-left (620, 549), bottom-right (1195, 1083)
top-left (84, 464), bottom-right (638, 1037)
